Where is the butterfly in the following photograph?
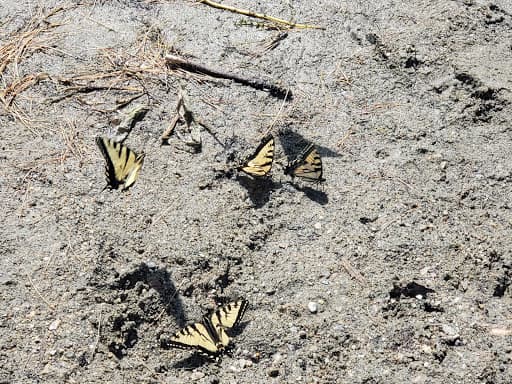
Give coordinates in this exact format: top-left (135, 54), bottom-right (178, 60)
top-left (168, 299), bottom-right (249, 357)
top-left (96, 136), bottom-right (145, 191)
top-left (285, 144), bottom-right (325, 183)
top-left (238, 135), bottom-right (274, 177)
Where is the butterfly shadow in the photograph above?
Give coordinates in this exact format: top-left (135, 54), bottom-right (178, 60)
top-left (277, 129), bottom-right (340, 159)
top-left (236, 175), bottom-right (281, 208)
top-left (229, 320), bottom-right (250, 338)
top-left (290, 183), bottom-right (329, 205)
top-left (169, 352), bottom-right (214, 369)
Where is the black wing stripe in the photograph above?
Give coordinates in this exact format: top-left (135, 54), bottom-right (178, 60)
top-left (96, 137), bottom-right (119, 189)
top-left (203, 316), bottom-right (221, 344)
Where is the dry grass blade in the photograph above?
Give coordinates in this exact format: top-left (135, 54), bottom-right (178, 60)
top-left (46, 83), bottom-right (145, 104)
top-left (337, 127), bottom-right (354, 148)
top-left (197, 0), bottom-right (325, 30)
top-left (1, 73), bottom-right (49, 106)
top-left (0, 6), bottom-right (66, 76)
top-left (262, 88), bottom-right (291, 137)
top-left (359, 102), bottom-right (401, 115)
top-left (58, 120), bottom-right (88, 166)
top-left (340, 257), bottom-right (367, 285)
top-left (26, 272), bottom-right (56, 310)
top-left (0, 7), bottom-right (67, 126)
top-left (251, 32), bottom-right (288, 57)
top-left (46, 28), bottom-right (182, 110)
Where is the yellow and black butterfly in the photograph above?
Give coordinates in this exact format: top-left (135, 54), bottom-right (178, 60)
top-left (96, 136), bottom-right (145, 191)
top-left (238, 135), bottom-right (274, 177)
top-left (285, 144), bottom-right (325, 183)
top-left (168, 299), bottom-right (249, 357)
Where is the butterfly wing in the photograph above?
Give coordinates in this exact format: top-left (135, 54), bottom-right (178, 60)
top-left (210, 299), bottom-right (249, 330)
top-left (96, 137), bottom-right (145, 190)
top-left (168, 321), bottom-right (221, 356)
top-left (285, 145), bottom-right (325, 182)
top-left (122, 148), bottom-right (144, 189)
top-left (169, 300), bottom-right (248, 357)
top-left (239, 135), bottom-right (274, 177)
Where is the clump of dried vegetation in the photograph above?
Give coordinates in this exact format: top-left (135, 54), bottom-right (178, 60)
top-left (0, 7), bottom-right (67, 126)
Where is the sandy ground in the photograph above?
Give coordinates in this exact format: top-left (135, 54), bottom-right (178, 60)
top-left (1, 0), bottom-right (512, 383)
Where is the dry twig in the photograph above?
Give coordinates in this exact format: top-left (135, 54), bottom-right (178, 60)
top-left (165, 54), bottom-right (292, 99)
top-left (161, 93), bottom-right (184, 142)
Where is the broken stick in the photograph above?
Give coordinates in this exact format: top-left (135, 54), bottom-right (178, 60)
top-left (165, 54), bottom-right (292, 100)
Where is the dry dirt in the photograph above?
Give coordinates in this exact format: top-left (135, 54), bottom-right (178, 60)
top-left (1, 1), bottom-right (512, 383)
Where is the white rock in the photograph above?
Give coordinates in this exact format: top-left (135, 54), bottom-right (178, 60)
top-left (441, 324), bottom-right (458, 336)
top-left (49, 319), bottom-right (61, 331)
top-left (190, 371), bottom-right (205, 381)
top-left (238, 358), bottom-right (253, 368)
top-left (308, 301), bottom-right (318, 313)
top-left (272, 352), bottom-right (284, 362)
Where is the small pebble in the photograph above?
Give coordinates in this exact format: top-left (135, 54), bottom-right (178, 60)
top-left (26, 311), bottom-right (37, 319)
top-left (228, 365), bottom-right (241, 373)
top-left (412, 374), bottom-right (428, 384)
top-left (308, 301), bottom-right (318, 313)
top-left (314, 222), bottom-right (322, 230)
top-left (238, 358), bottom-right (253, 368)
top-left (190, 371), bottom-right (205, 381)
top-left (272, 352), bottom-right (284, 362)
top-left (420, 345), bottom-right (432, 354)
top-left (49, 319), bottom-right (61, 331)
top-left (441, 324), bottom-right (458, 336)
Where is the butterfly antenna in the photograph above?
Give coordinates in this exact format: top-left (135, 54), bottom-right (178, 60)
top-left (274, 155), bottom-right (288, 166)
